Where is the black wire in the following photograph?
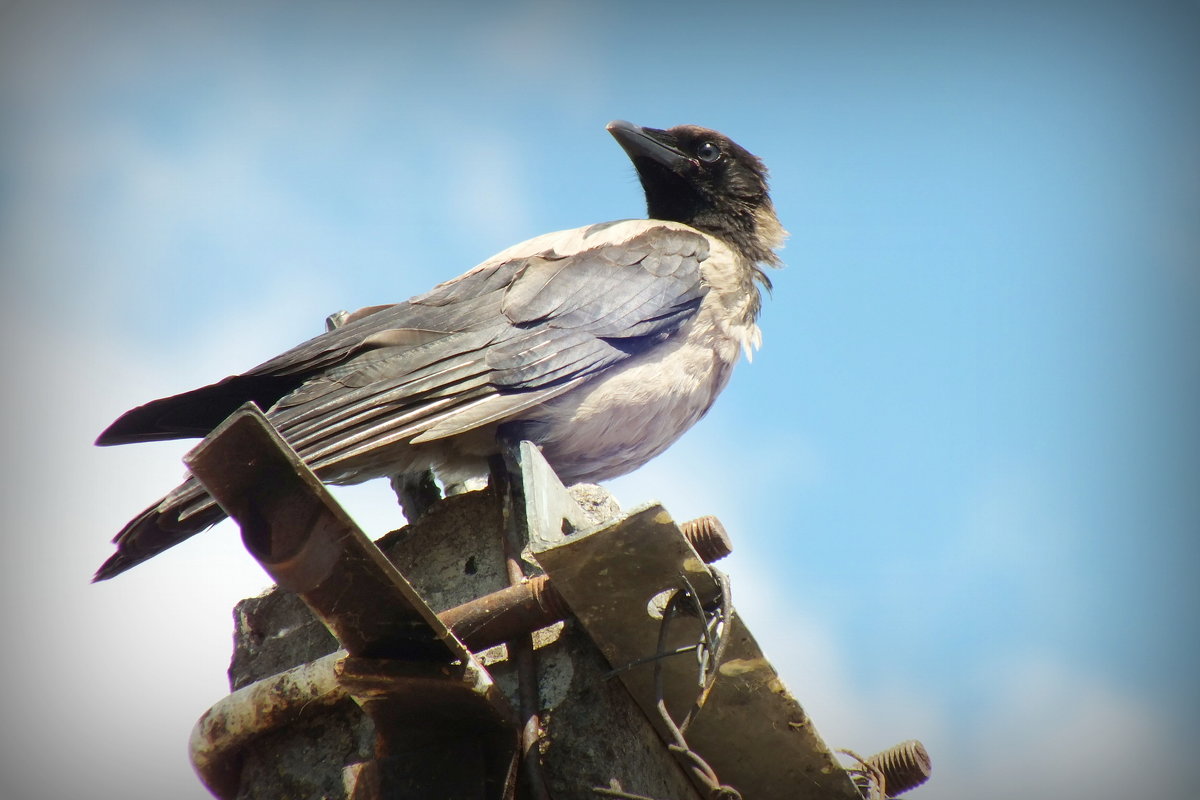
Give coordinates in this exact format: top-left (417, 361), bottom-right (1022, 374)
top-left (595, 571), bottom-right (742, 800)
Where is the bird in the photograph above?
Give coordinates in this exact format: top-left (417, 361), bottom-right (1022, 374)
top-left (93, 120), bottom-right (787, 581)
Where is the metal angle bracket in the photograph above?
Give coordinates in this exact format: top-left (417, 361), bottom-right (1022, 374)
top-left (185, 402), bottom-right (465, 662)
top-left (184, 403), bottom-right (518, 799)
top-left (520, 445), bottom-right (862, 800)
top-left (504, 439), bottom-right (597, 553)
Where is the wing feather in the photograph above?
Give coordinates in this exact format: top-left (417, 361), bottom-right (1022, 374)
top-left (264, 224), bottom-right (711, 465)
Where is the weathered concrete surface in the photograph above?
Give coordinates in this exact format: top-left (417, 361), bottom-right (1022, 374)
top-left (234, 701), bottom-right (372, 800)
top-left (223, 484), bottom-right (700, 799)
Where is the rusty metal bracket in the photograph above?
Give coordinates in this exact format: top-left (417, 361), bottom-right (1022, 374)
top-left (518, 443), bottom-right (864, 800)
top-left (184, 403), bottom-right (517, 800)
top-left (185, 403), bottom-right (466, 662)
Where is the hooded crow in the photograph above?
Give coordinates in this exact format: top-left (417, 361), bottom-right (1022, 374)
top-left (93, 120), bottom-right (787, 581)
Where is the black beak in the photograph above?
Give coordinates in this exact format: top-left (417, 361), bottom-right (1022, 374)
top-left (607, 120), bottom-right (690, 171)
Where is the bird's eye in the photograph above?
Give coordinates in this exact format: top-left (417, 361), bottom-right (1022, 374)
top-left (696, 141), bottom-right (721, 163)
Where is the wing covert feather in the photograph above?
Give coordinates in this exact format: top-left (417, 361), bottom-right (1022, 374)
top-left (256, 224), bottom-right (712, 471)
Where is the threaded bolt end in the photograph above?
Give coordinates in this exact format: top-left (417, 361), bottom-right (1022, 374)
top-left (680, 515), bottom-right (733, 562)
top-left (527, 574), bottom-right (571, 620)
top-left (865, 739), bottom-right (931, 796)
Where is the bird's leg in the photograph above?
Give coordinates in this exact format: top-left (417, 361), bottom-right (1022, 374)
top-left (390, 469), bottom-right (443, 522)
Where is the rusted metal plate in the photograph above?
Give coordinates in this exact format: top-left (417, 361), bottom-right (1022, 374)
top-left (185, 405), bottom-right (518, 799)
top-left (531, 492), bottom-right (862, 800)
top-left (185, 403), bottom-right (467, 663)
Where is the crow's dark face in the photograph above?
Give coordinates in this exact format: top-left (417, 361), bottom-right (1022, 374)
top-left (607, 121), bottom-right (781, 265)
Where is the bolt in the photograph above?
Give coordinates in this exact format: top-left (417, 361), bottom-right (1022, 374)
top-left (864, 739), bottom-right (931, 796)
top-left (526, 573), bottom-right (571, 620)
top-left (439, 517), bottom-right (732, 651)
top-left (680, 515), bottom-right (733, 562)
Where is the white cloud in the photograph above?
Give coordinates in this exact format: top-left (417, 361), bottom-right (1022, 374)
top-left (0, 298), bottom-right (283, 799)
top-left (721, 551), bottom-right (1194, 800)
top-left (936, 654), bottom-right (1192, 800)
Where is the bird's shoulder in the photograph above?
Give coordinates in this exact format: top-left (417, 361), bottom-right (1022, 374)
top-left (414, 219), bottom-right (727, 305)
top-left (488, 218), bottom-right (713, 263)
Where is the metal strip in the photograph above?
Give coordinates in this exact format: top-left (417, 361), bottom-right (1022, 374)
top-left (184, 403), bottom-right (467, 662)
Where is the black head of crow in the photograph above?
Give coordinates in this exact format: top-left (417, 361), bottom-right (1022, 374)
top-left (607, 120), bottom-right (784, 273)
top-left (93, 120), bottom-right (787, 580)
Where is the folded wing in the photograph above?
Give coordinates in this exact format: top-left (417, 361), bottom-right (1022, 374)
top-left (266, 223), bottom-right (709, 480)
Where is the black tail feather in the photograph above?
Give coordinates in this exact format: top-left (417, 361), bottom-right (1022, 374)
top-left (92, 497), bottom-right (228, 581)
top-left (96, 374), bottom-right (303, 446)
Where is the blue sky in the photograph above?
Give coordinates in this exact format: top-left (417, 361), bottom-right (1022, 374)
top-left (2, 1), bottom-right (1197, 798)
